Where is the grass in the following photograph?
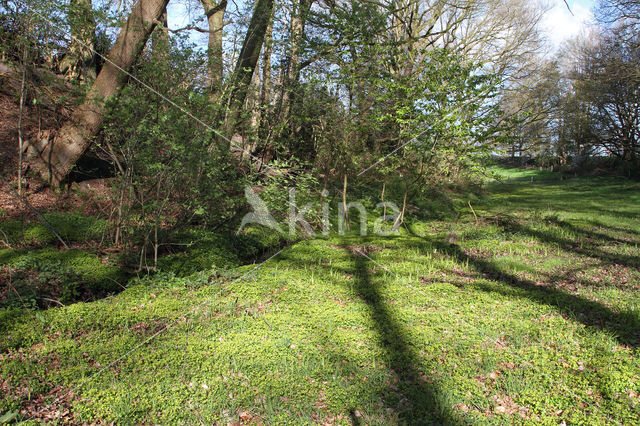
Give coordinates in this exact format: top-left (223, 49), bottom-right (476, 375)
top-left (0, 213), bottom-right (125, 310)
top-left (0, 213), bottom-right (108, 246)
top-left (1, 166), bottom-right (639, 423)
top-left (0, 213), bottom-right (290, 310)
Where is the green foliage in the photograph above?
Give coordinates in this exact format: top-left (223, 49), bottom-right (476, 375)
top-left (2, 0), bottom-right (639, 417)
top-left (42, 213), bottom-right (107, 241)
top-left (101, 35), bottom-right (244, 263)
top-left (156, 226), bottom-right (292, 277)
top-left (155, 231), bottom-right (243, 277)
top-left (250, 159), bottom-right (320, 226)
top-left (0, 248), bottom-right (126, 309)
top-left (0, 213), bottom-right (107, 245)
top-left (2, 170), bottom-right (640, 423)
top-left (370, 48), bottom-right (501, 190)
top-left (486, 164), bottom-right (564, 182)
top-left (0, 219), bottom-right (22, 246)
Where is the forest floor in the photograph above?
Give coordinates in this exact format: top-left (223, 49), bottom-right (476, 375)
top-left (1, 166), bottom-right (639, 424)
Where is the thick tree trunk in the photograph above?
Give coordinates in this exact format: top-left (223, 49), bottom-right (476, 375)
top-left (259, 18), bottom-right (273, 114)
top-left (223, 0), bottom-right (275, 143)
top-left (28, 0), bottom-right (170, 186)
top-left (200, 0), bottom-right (227, 101)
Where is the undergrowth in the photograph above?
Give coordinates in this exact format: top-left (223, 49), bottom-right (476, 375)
top-left (1, 166), bottom-right (639, 423)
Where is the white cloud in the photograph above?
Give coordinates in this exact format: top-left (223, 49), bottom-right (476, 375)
top-left (542, 0), bottom-right (596, 51)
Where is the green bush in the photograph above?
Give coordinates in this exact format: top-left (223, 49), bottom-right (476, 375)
top-left (155, 234), bottom-right (242, 277)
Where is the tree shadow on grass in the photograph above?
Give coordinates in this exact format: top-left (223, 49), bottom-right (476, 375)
top-left (584, 219), bottom-right (640, 238)
top-left (344, 246), bottom-right (458, 424)
top-left (544, 216), bottom-right (639, 246)
top-left (405, 232), bottom-right (639, 348)
top-left (495, 215), bottom-right (640, 268)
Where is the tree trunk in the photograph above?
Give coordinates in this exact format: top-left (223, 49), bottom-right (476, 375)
top-left (200, 0), bottom-right (227, 101)
top-left (343, 173), bottom-right (350, 231)
top-left (257, 15), bottom-right (273, 136)
top-left (393, 186), bottom-right (408, 230)
top-left (381, 181), bottom-right (386, 219)
top-left (60, 0), bottom-right (96, 81)
top-left (224, 0), bottom-right (275, 142)
top-left (274, 0), bottom-right (312, 136)
top-left (27, 0), bottom-right (170, 186)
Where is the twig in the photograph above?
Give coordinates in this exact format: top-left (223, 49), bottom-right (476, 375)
top-left (0, 229), bottom-right (11, 248)
top-left (17, 45), bottom-right (27, 196)
top-left (468, 200), bottom-right (479, 226)
top-left (563, 0), bottom-right (574, 16)
top-left (106, 277), bottom-right (127, 291)
top-left (168, 22), bottom-right (231, 35)
top-left (6, 270), bottom-right (37, 321)
top-left (40, 297), bottom-right (64, 307)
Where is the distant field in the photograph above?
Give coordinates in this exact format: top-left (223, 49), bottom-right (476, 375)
top-left (2, 167), bottom-right (639, 424)
top-left (486, 164), bottom-right (563, 181)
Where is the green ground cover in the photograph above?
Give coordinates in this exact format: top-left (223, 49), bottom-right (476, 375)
top-left (1, 167), bottom-right (639, 423)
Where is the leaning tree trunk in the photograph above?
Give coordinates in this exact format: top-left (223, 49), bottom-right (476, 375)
top-left (28, 0), bottom-right (170, 186)
top-left (223, 0), bottom-right (275, 144)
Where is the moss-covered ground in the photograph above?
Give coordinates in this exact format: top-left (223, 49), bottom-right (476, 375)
top-left (1, 167), bottom-right (639, 423)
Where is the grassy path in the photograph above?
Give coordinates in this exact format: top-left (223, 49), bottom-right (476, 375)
top-left (1, 169), bottom-right (639, 423)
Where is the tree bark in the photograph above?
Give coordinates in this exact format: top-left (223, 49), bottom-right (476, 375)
top-left (342, 173), bottom-right (350, 231)
top-left (259, 17), bottom-right (273, 113)
top-left (393, 186), bottom-right (408, 231)
top-left (257, 15), bottom-right (275, 161)
top-left (257, 15), bottom-right (273, 130)
top-left (223, 0), bottom-right (275, 142)
top-left (200, 0), bottom-right (227, 101)
top-left (274, 0), bottom-right (312, 133)
top-left (28, 0), bottom-right (170, 186)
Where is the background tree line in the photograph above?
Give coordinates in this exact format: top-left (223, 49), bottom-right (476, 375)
top-left (498, 0), bottom-right (639, 176)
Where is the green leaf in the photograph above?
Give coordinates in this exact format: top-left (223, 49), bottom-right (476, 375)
top-left (0, 411), bottom-right (18, 423)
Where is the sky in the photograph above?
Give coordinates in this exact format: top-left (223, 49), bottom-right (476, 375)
top-left (541, 0), bottom-right (597, 52)
top-left (168, 0), bottom-right (599, 55)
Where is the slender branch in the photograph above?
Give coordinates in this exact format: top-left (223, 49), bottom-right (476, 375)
top-left (17, 45), bottom-right (27, 196)
top-left (168, 21), bottom-right (231, 34)
top-left (563, 0), bottom-right (574, 16)
top-left (205, 0), bottom-right (227, 18)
